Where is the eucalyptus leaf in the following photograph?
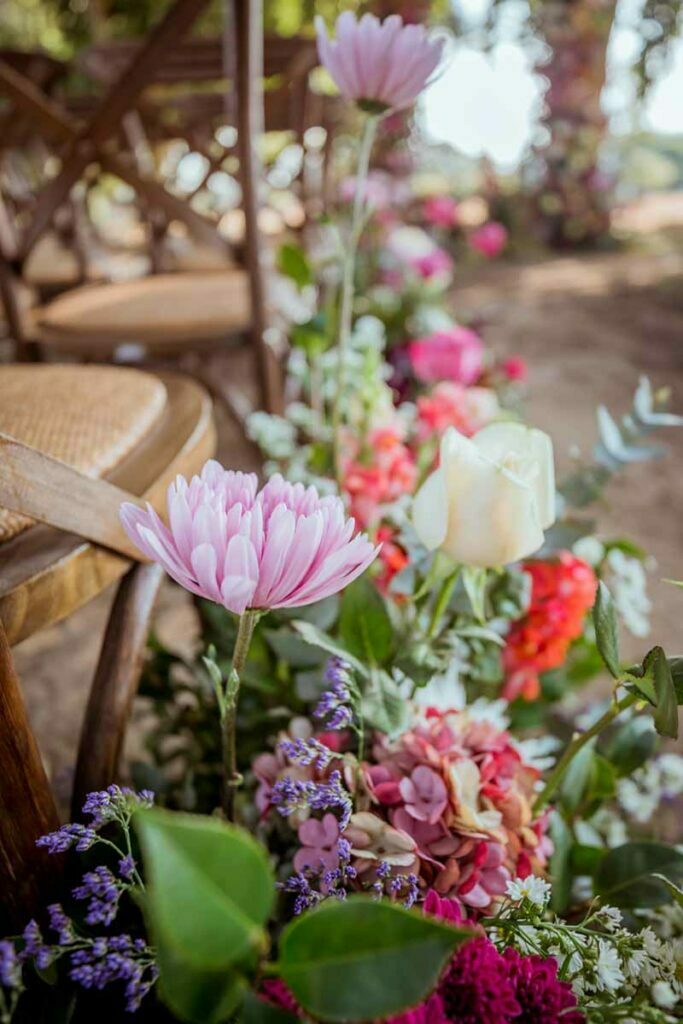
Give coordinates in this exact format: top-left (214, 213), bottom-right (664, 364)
top-left (594, 842), bottom-right (683, 908)
top-left (292, 620), bottom-right (368, 677)
top-left (278, 897), bottom-right (468, 1022)
top-left (593, 582), bottom-right (620, 678)
top-left (362, 672), bottom-right (409, 737)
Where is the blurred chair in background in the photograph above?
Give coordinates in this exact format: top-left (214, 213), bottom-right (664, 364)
top-left (0, 0), bottom-right (330, 415)
top-left (0, 363), bottom-right (215, 928)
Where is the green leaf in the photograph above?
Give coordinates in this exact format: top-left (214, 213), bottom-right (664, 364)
top-left (570, 844), bottom-right (603, 875)
top-left (240, 990), bottom-right (300, 1024)
top-left (650, 874), bottom-right (683, 907)
top-left (548, 812), bottom-right (572, 914)
top-left (135, 809), bottom-right (274, 1023)
top-left (643, 646), bottom-right (679, 739)
top-left (605, 716), bottom-right (657, 776)
top-left (593, 582), bottom-right (620, 678)
top-left (278, 897), bottom-right (468, 1022)
top-left (594, 842), bottom-right (683, 908)
top-left (362, 672), bottom-right (409, 737)
top-left (560, 740), bottom-right (596, 814)
top-left (292, 620), bottom-right (368, 677)
top-left (277, 243), bottom-right (312, 288)
top-left (668, 656), bottom-right (683, 703)
top-left (462, 566), bottom-right (488, 622)
top-left (339, 577), bottom-right (393, 665)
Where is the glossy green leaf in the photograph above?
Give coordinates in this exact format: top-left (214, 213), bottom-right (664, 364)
top-left (136, 809), bottom-right (274, 1023)
top-left (594, 842), bottom-right (683, 908)
top-left (651, 874), bottom-right (683, 907)
top-left (643, 646), bottom-right (679, 739)
top-left (593, 582), bottom-right (620, 678)
top-left (605, 716), bottom-right (657, 775)
top-left (339, 577), bottom-right (394, 664)
top-left (278, 897), bottom-right (468, 1022)
top-left (240, 990), bottom-right (300, 1024)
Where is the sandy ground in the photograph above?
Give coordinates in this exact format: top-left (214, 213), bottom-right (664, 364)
top-left (11, 232), bottom-right (683, 808)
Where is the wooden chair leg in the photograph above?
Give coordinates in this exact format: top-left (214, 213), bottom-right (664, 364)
top-left (71, 562), bottom-right (164, 818)
top-left (0, 621), bottom-right (61, 928)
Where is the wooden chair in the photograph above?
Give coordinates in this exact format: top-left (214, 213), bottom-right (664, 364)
top-left (0, 0), bottom-right (283, 413)
top-left (0, 363), bottom-right (215, 926)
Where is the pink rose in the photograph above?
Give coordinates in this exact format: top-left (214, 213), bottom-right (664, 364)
top-left (423, 196), bottom-right (459, 229)
top-left (409, 328), bottom-right (484, 386)
top-left (469, 221), bottom-right (508, 258)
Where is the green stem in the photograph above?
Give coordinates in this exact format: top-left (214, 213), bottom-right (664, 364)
top-left (427, 567), bottom-right (460, 639)
top-left (533, 691), bottom-right (639, 813)
top-left (332, 115), bottom-right (378, 485)
top-left (222, 609), bottom-right (260, 821)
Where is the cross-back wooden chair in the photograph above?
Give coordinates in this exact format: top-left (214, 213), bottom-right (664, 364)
top-left (0, 363), bottom-right (215, 927)
top-left (0, 0), bottom-right (283, 414)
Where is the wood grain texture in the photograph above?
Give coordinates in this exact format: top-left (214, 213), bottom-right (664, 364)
top-left (0, 620), bottom-right (61, 928)
top-left (234, 0), bottom-right (285, 415)
top-left (71, 561), bottom-right (164, 816)
top-left (0, 433), bottom-right (146, 560)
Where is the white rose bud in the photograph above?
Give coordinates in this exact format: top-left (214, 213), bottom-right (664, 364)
top-left (412, 422), bottom-right (555, 568)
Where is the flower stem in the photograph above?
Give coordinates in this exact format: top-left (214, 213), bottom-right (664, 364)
top-left (533, 690), bottom-right (639, 813)
top-left (222, 609), bottom-right (260, 821)
top-left (427, 567), bottom-right (461, 639)
top-left (332, 114), bottom-right (379, 485)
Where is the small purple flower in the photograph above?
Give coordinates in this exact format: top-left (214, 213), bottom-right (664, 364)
top-left (68, 935), bottom-right (156, 1013)
top-left (118, 855), bottom-right (137, 881)
top-left (36, 823), bottom-right (97, 854)
top-left (73, 866), bottom-right (122, 927)
top-left (22, 921), bottom-right (43, 957)
top-left (279, 736), bottom-right (334, 771)
top-left (314, 658), bottom-right (355, 731)
top-left (0, 940), bottom-right (21, 990)
top-left (47, 904), bottom-right (75, 946)
top-left (81, 785), bottom-right (154, 828)
top-left (271, 770), bottom-right (352, 829)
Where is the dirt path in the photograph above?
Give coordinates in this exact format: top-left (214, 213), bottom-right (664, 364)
top-left (13, 244), bottom-right (683, 806)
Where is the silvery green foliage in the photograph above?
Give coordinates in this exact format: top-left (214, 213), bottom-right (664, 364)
top-left (246, 411), bottom-right (298, 460)
top-left (560, 378), bottom-right (683, 510)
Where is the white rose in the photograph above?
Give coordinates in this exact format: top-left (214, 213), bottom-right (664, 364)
top-left (412, 422), bottom-right (555, 568)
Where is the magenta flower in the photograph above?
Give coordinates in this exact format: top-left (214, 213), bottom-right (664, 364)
top-left (409, 327), bottom-right (484, 386)
top-left (469, 221), bottom-right (508, 258)
top-left (120, 462), bottom-right (378, 615)
top-left (423, 195), bottom-right (459, 229)
top-left (315, 12), bottom-right (444, 113)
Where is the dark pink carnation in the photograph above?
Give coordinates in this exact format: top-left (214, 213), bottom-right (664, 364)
top-left (502, 948), bottom-right (584, 1024)
top-left (439, 938), bottom-right (520, 1024)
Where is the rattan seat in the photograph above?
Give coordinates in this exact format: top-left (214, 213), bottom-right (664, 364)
top-left (34, 269), bottom-right (252, 354)
top-left (0, 364), bottom-right (215, 645)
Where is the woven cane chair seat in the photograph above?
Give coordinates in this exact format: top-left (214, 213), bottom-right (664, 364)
top-left (35, 270), bottom-right (251, 354)
top-left (0, 365), bottom-right (166, 544)
top-left (0, 365), bottom-right (215, 644)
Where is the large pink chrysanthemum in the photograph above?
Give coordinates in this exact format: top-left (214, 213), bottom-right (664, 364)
top-left (120, 461), bottom-right (378, 615)
top-left (316, 12), bottom-right (444, 113)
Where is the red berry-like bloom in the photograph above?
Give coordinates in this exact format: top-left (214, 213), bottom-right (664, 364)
top-left (502, 948), bottom-right (584, 1024)
top-left (439, 938), bottom-right (520, 1024)
top-left (502, 552), bottom-right (597, 701)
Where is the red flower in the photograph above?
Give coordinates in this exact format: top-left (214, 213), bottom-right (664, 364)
top-left (503, 552), bottom-right (598, 701)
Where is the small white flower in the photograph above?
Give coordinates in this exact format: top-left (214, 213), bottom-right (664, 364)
top-left (596, 905), bottom-right (623, 932)
top-left (573, 536), bottom-right (605, 566)
top-left (625, 948), bottom-right (647, 981)
top-left (594, 940), bottom-right (625, 992)
top-left (652, 980), bottom-right (678, 1010)
top-left (505, 876), bottom-right (551, 908)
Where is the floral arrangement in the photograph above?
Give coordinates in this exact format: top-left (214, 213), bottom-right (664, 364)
top-left (2, 11), bottom-right (682, 1024)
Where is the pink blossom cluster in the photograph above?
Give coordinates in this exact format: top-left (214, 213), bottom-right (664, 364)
top-left (361, 709), bottom-right (551, 911)
top-left (342, 427), bottom-right (418, 529)
top-left (416, 382), bottom-right (500, 441)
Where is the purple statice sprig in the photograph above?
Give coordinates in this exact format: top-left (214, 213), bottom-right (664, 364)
top-left (0, 788), bottom-right (161, 1017)
top-left (271, 770), bottom-right (353, 830)
top-left (278, 736), bottom-right (335, 772)
top-left (37, 785), bottom-right (152, 891)
top-left (314, 657), bottom-right (358, 733)
top-left (279, 837), bottom-right (357, 915)
top-left (371, 862), bottom-right (419, 909)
